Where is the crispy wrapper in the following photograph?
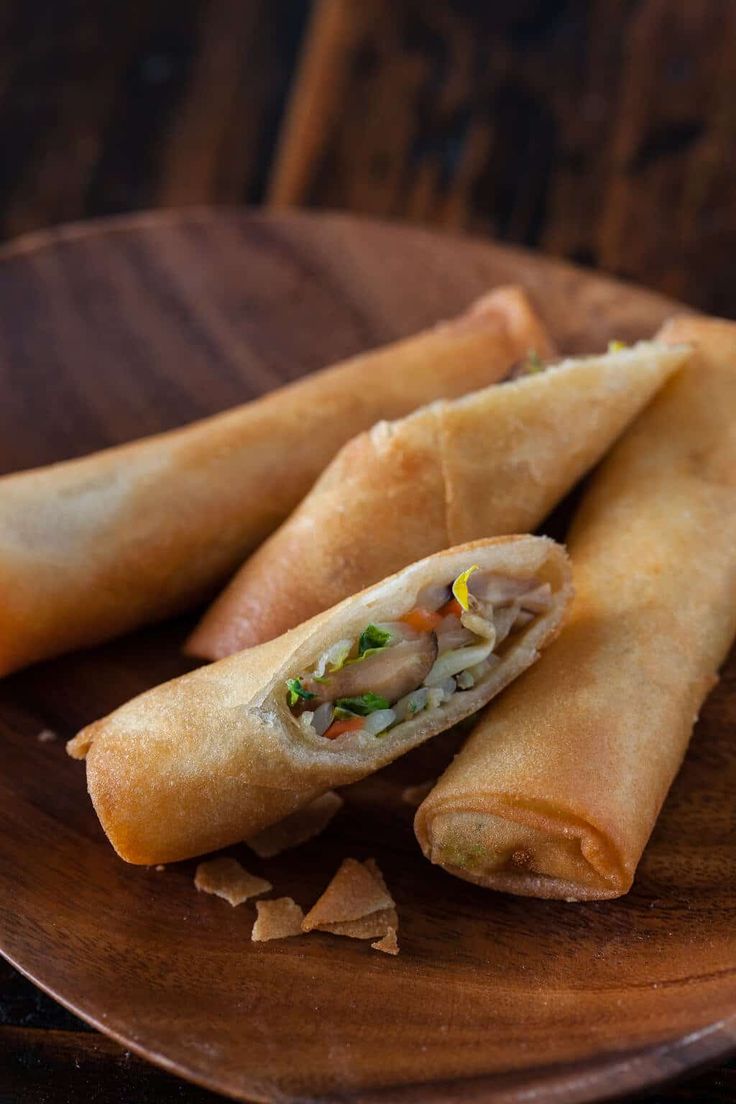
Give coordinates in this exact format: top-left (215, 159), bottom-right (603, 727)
top-left (304, 858), bottom-right (397, 939)
top-left (372, 928), bottom-right (400, 955)
top-left (302, 858), bottom-right (394, 931)
top-left (416, 317), bottom-right (736, 900)
top-left (251, 898), bottom-right (304, 942)
top-left (320, 909), bottom-right (399, 940)
top-left (0, 286), bottom-right (549, 676)
top-left (189, 341), bottom-right (687, 657)
top-left (194, 857), bottom-right (271, 906)
top-left (245, 791), bottom-right (344, 858)
top-left (68, 536), bottom-right (571, 864)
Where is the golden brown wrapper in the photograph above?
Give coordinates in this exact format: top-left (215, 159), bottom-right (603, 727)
top-left (416, 317), bottom-right (736, 900)
top-left (0, 285), bottom-right (550, 676)
top-left (188, 341), bottom-right (687, 658)
top-left (68, 536), bottom-right (571, 865)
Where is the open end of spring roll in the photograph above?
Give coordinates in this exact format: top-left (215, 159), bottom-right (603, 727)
top-left (417, 319), bottom-right (736, 900)
top-left (0, 285), bottom-right (552, 677)
top-left (188, 340), bottom-right (689, 658)
top-left (68, 536), bottom-right (572, 865)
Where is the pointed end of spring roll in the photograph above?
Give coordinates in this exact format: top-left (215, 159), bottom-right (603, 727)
top-left (463, 285), bottom-right (557, 364)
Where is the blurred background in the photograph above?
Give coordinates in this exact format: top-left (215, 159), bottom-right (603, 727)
top-left (1, 5), bottom-right (736, 1102)
top-left (1, 0), bottom-right (734, 310)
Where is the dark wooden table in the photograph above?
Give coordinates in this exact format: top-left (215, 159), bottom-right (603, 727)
top-left (1, 2), bottom-right (736, 1100)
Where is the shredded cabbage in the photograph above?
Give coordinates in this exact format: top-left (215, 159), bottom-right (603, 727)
top-left (313, 638), bottom-right (352, 678)
top-left (424, 639), bottom-right (495, 686)
top-left (362, 709), bottom-right (396, 736)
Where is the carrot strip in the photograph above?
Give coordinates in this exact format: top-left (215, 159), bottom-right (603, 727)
top-left (400, 607), bottom-right (444, 633)
top-left (438, 597), bottom-right (463, 619)
top-left (323, 718), bottom-right (364, 740)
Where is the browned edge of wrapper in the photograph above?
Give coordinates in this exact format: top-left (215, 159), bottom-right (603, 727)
top-left (414, 794), bottom-right (629, 901)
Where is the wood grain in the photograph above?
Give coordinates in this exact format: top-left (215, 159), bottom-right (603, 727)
top-left (0, 209), bottom-right (734, 1104)
top-left (0, 0), bottom-right (307, 239)
top-left (270, 0), bottom-right (736, 317)
top-left (0, 1), bottom-right (735, 319)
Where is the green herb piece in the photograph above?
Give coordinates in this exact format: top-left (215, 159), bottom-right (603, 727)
top-left (358, 623), bottom-right (391, 657)
top-left (523, 348), bottom-right (544, 374)
top-left (608, 339), bottom-right (627, 353)
top-left (286, 677), bottom-right (315, 707)
top-left (334, 693), bottom-right (391, 717)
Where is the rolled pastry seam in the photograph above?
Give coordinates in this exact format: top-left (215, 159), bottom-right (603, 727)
top-left (417, 316), bottom-right (736, 900)
top-left (0, 285), bottom-right (552, 676)
top-left (68, 536), bottom-right (572, 865)
top-left (188, 340), bottom-right (689, 658)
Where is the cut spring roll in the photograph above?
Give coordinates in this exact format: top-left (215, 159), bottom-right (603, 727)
top-left (67, 537), bottom-right (572, 864)
top-left (0, 285), bottom-right (551, 677)
top-left (189, 341), bottom-right (688, 658)
top-left (417, 317), bottom-right (736, 900)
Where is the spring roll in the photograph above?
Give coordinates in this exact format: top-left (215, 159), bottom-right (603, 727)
top-left (416, 316), bottom-right (736, 900)
top-left (0, 285), bottom-right (550, 677)
top-left (67, 536), bottom-right (572, 864)
top-left (188, 341), bottom-right (688, 659)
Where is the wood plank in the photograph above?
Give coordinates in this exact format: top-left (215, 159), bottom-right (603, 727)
top-left (269, 0), bottom-right (736, 316)
top-left (0, 0), bottom-right (307, 238)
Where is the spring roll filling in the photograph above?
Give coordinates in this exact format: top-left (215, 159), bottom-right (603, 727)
top-left (285, 566), bottom-right (552, 743)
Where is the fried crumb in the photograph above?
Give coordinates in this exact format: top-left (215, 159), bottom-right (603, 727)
top-left (194, 857), bottom-right (271, 907)
top-left (371, 927), bottom-right (399, 955)
top-left (302, 858), bottom-right (394, 932)
top-left (252, 898), bottom-right (304, 942)
top-left (319, 907), bottom-right (398, 940)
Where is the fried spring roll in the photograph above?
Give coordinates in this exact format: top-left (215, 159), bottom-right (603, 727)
top-left (0, 285), bottom-right (550, 677)
top-left (416, 317), bottom-right (736, 900)
top-left (68, 537), bottom-right (572, 864)
top-left (188, 341), bottom-right (688, 659)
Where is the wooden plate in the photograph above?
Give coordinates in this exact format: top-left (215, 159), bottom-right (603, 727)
top-left (1, 209), bottom-right (734, 1104)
